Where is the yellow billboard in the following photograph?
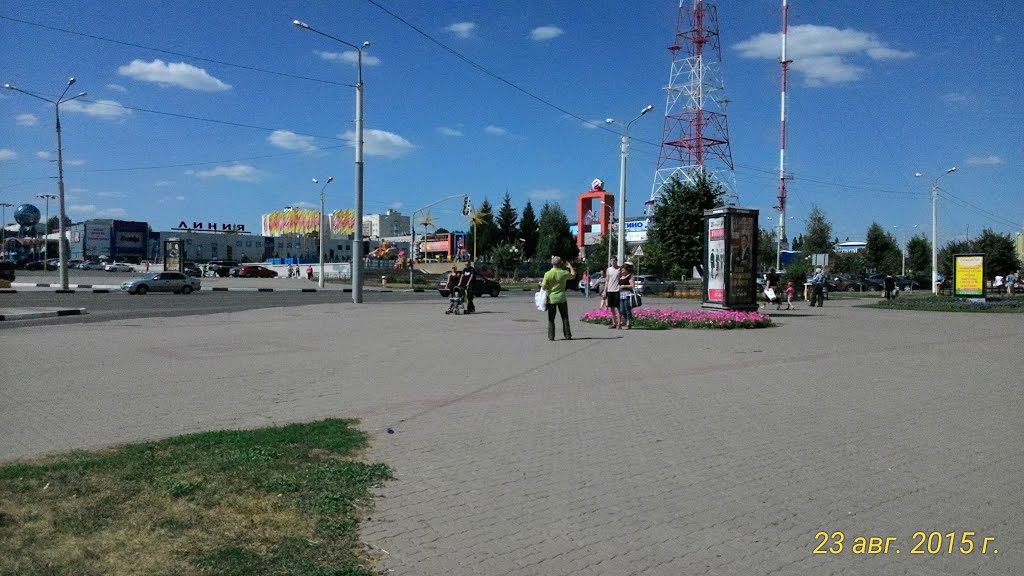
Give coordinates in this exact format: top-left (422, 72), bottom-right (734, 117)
top-left (261, 209), bottom-right (355, 236)
top-left (953, 254), bottom-right (984, 297)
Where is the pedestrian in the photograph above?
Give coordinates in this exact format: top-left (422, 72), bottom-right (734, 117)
top-left (541, 255), bottom-right (576, 341)
top-left (287, 264), bottom-right (294, 278)
top-left (810, 267), bottom-right (826, 307)
top-left (602, 256), bottom-right (622, 329)
top-left (762, 267), bottom-right (781, 310)
top-left (883, 273), bottom-right (897, 302)
top-left (784, 279), bottom-right (795, 310)
top-left (1006, 271), bottom-right (1016, 296)
top-left (306, 265), bottom-right (313, 280)
top-left (459, 261), bottom-right (477, 313)
top-left (618, 261), bottom-right (636, 329)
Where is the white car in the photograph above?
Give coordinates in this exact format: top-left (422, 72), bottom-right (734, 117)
top-left (104, 262), bottom-right (134, 272)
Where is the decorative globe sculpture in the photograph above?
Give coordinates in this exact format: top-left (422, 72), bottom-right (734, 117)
top-left (14, 204), bottom-right (41, 232)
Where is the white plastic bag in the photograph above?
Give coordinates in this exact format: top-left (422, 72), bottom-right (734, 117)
top-left (534, 288), bottom-right (548, 311)
top-left (764, 287), bottom-right (777, 302)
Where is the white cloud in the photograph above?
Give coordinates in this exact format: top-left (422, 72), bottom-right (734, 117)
top-left (16, 113), bottom-right (38, 126)
top-left (528, 188), bottom-right (562, 202)
top-left (267, 130), bottom-right (318, 152)
top-left (96, 191), bottom-right (128, 198)
top-left (966, 155), bottom-right (1004, 166)
top-left (530, 26), bottom-right (564, 41)
top-left (315, 50), bottom-right (382, 67)
top-left (154, 180), bottom-right (175, 187)
top-left (106, 83), bottom-right (127, 93)
top-left (445, 22), bottom-right (477, 39)
top-left (484, 125), bottom-right (508, 136)
top-left (581, 120), bottom-right (602, 130)
top-left (188, 164), bottom-right (263, 182)
top-left (437, 126), bottom-right (463, 137)
top-left (734, 24), bottom-right (914, 85)
top-left (67, 159), bottom-right (86, 166)
top-left (117, 59), bottom-right (232, 92)
top-left (389, 202), bottom-right (403, 210)
top-left (69, 204), bottom-right (97, 214)
top-left (339, 128), bottom-right (414, 159)
top-left (943, 92), bottom-right (968, 104)
top-left (36, 150), bottom-right (51, 159)
top-left (97, 207), bottom-right (127, 218)
top-left (289, 201), bottom-right (317, 209)
top-left (175, 195), bottom-right (185, 201)
top-left (0, 148), bottom-right (17, 161)
top-left (62, 99), bottom-right (132, 120)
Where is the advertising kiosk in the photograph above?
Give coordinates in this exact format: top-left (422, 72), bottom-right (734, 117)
top-left (702, 207), bottom-right (758, 311)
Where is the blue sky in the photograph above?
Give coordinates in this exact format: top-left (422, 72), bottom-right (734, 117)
top-left (2, 0), bottom-right (1021, 246)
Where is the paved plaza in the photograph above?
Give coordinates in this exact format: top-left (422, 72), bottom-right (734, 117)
top-left (0, 293), bottom-right (1020, 575)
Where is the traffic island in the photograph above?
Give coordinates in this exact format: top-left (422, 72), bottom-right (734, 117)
top-left (581, 308), bottom-right (772, 329)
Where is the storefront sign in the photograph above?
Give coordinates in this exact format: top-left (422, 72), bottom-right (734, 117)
top-left (174, 221), bottom-right (247, 232)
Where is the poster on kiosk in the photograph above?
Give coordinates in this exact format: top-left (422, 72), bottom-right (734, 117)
top-left (702, 207), bottom-right (758, 311)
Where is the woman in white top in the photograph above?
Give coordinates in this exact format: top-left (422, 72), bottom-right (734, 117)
top-left (602, 256), bottom-right (622, 329)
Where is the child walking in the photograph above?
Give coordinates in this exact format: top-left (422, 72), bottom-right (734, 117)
top-left (784, 279), bottom-right (795, 310)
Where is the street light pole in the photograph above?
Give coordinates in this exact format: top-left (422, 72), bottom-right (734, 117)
top-left (36, 194), bottom-right (56, 270)
top-left (606, 105), bottom-right (653, 263)
top-left (916, 167), bottom-right (956, 294)
top-left (293, 20), bottom-right (370, 303)
top-left (0, 202), bottom-right (11, 259)
top-left (313, 176), bottom-right (334, 288)
top-left (6, 78), bottom-right (87, 290)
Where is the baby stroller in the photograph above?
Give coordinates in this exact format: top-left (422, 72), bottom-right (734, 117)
top-left (445, 287), bottom-right (465, 315)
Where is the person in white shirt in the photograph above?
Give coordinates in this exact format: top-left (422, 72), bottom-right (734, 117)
top-left (602, 256), bottom-right (623, 329)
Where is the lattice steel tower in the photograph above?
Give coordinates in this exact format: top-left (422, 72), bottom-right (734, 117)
top-left (648, 0), bottom-right (737, 211)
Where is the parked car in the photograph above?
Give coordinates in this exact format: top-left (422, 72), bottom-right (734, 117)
top-left (77, 261), bottom-right (103, 270)
top-left (831, 274), bottom-right (865, 292)
top-left (206, 260), bottom-right (240, 277)
top-left (859, 274), bottom-right (885, 292)
top-left (104, 262), bottom-right (134, 272)
top-left (121, 272), bottom-right (201, 295)
top-left (634, 275), bottom-right (675, 295)
top-left (228, 265), bottom-right (278, 278)
top-left (183, 262), bottom-right (203, 277)
top-left (67, 259), bottom-right (83, 268)
top-left (0, 260), bottom-right (15, 282)
top-left (437, 274), bottom-right (502, 297)
top-left (578, 271), bottom-right (603, 292)
top-left (894, 275), bottom-right (922, 290)
top-left (24, 259), bottom-right (59, 271)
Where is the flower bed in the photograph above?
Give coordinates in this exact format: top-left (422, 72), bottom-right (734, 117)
top-left (581, 307), bottom-right (772, 329)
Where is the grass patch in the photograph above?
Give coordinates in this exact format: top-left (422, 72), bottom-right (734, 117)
top-left (859, 295), bottom-right (1024, 313)
top-left (0, 419), bottom-right (391, 576)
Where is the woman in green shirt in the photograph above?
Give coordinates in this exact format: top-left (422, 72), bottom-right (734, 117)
top-left (541, 256), bottom-right (576, 341)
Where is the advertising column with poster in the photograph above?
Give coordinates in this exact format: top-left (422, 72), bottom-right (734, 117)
top-left (953, 253), bottom-right (985, 299)
top-left (163, 238), bottom-right (183, 273)
top-left (702, 207), bottom-right (759, 311)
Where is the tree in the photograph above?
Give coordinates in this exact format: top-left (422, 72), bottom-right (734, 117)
top-left (905, 234), bottom-right (931, 278)
top-left (644, 173), bottom-right (726, 279)
top-left (466, 198), bottom-right (497, 260)
top-left (937, 239), bottom-right (973, 280)
top-left (519, 201), bottom-right (539, 260)
top-left (803, 205), bottom-right (833, 255)
top-left (496, 191), bottom-right (519, 246)
top-left (757, 226), bottom-right (777, 272)
top-left (434, 227), bottom-right (450, 235)
top-left (47, 215), bottom-right (72, 232)
top-left (582, 231), bottom-right (618, 270)
top-left (830, 251), bottom-right (865, 276)
top-left (863, 222), bottom-right (901, 274)
top-left (971, 228), bottom-right (1020, 279)
top-left (490, 241), bottom-right (522, 278)
top-left (535, 202), bottom-right (577, 262)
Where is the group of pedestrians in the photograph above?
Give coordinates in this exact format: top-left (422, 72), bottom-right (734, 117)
top-left (285, 264), bottom-right (314, 280)
top-left (600, 256), bottom-right (637, 329)
top-left (444, 262), bottom-right (478, 314)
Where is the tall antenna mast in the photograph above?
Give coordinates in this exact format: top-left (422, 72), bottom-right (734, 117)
top-left (775, 0), bottom-right (792, 269)
top-left (647, 0), bottom-right (737, 215)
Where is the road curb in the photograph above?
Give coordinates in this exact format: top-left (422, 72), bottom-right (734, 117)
top-left (0, 308), bottom-right (86, 322)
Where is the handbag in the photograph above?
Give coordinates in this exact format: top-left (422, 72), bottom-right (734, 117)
top-left (534, 288), bottom-right (548, 311)
top-left (764, 287), bottom-right (777, 302)
top-left (628, 291), bottom-right (642, 308)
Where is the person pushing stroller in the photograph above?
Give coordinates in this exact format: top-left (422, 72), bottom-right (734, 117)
top-left (444, 265), bottom-right (464, 315)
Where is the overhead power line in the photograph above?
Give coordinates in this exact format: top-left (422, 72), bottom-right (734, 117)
top-left (0, 14), bottom-right (352, 87)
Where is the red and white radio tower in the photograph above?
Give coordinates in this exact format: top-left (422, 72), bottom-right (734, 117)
top-left (648, 0), bottom-right (737, 212)
top-left (774, 0), bottom-right (793, 268)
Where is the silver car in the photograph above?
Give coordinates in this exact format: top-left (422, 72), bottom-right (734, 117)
top-left (121, 272), bottom-right (201, 295)
top-left (634, 274), bottom-right (674, 295)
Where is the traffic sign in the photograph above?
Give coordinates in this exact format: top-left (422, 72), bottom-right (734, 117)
top-left (632, 245), bottom-right (644, 257)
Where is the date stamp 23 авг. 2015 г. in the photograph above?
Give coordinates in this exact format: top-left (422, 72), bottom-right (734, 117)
top-left (814, 531), bottom-right (999, 555)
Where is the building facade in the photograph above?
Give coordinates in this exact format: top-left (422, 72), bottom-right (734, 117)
top-left (68, 219), bottom-right (151, 262)
top-left (363, 209), bottom-right (410, 239)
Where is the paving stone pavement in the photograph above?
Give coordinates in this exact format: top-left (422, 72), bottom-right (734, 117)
top-left (0, 294), bottom-right (1020, 575)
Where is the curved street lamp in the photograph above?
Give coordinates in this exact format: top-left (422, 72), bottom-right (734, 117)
top-left (915, 167), bottom-right (956, 294)
top-left (293, 19), bottom-right (370, 303)
top-left (5, 78), bottom-right (87, 290)
top-left (606, 104), bottom-right (654, 263)
top-left (313, 176), bottom-right (334, 288)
